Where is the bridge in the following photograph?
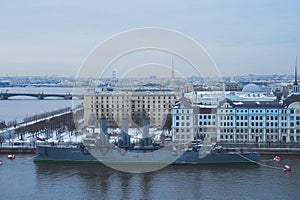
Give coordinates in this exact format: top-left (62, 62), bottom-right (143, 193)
top-left (0, 92), bottom-right (83, 100)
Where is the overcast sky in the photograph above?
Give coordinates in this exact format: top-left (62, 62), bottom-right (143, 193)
top-left (0, 0), bottom-right (299, 77)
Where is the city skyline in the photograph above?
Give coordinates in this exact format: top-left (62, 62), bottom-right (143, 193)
top-left (0, 1), bottom-right (300, 77)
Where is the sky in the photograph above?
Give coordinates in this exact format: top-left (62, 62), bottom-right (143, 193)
top-left (0, 0), bottom-right (300, 78)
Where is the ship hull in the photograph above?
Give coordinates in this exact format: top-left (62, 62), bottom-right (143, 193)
top-left (33, 145), bottom-right (260, 165)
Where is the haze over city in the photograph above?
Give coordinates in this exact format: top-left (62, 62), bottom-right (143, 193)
top-left (1, 1), bottom-right (300, 77)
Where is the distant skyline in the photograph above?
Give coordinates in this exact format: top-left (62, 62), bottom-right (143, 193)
top-left (0, 1), bottom-right (300, 77)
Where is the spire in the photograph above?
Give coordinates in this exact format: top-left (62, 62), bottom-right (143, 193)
top-left (295, 56), bottom-right (298, 85)
top-left (293, 56), bottom-right (299, 93)
top-left (170, 56), bottom-right (175, 87)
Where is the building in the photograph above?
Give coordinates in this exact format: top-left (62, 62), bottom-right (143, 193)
top-left (84, 90), bottom-right (178, 128)
top-left (219, 92), bottom-right (300, 143)
top-left (172, 94), bottom-right (300, 144)
top-left (172, 88), bottom-right (300, 145)
top-left (172, 97), bottom-right (194, 143)
top-left (172, 60), bottom-right (300, 144)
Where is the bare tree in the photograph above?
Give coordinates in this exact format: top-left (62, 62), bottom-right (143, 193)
top-left (0, 135), bottom-right (5, 147)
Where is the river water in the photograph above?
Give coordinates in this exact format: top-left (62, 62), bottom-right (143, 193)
top-left (0, 87), bottom-right (82, 122)
top-left (0, 154), bottom-right (300, 200)
top-left (1, 87), bottom-right (300, 199)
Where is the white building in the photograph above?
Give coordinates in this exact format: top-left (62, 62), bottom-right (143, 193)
top-left (172, 97), bottom-right (194, 143)
top-left (172, 94), bottom-right (300, 144)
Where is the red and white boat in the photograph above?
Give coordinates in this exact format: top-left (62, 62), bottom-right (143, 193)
top-left (7, 154), bottom-right (16, 159)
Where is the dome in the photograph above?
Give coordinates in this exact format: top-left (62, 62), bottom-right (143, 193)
top-left (242, 84), bottom-right (261, 93)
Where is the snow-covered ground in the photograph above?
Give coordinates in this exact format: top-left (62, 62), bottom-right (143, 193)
top-left (1, 124), bottom-right (172, 148)
top-left (1, 130), bottom-right (82, 147)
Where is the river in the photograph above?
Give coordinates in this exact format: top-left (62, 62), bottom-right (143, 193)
top-left (0, 154), bottom-right (299, 200)
top-left (0, 87), bottom-right (83, 122)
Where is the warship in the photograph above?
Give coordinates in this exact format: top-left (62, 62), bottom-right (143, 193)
top-left (34, 118), bottom-right (260, 165)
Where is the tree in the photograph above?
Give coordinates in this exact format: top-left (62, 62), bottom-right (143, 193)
top-left (162, 113), bottom-right (172, 131)
top-left (0, 135), bottom-right (5, 147)
top-left (0, 121), bottom-right (7, 129)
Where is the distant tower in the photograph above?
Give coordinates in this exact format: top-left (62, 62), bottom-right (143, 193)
top-left (293, 56), bottom-right (299, 93)
top-left (112, 70), bottom-right (117, 80)
top-left (170, 56), bottom-right (175, 87)
top-left (295, 56), bottom-right (298, 85)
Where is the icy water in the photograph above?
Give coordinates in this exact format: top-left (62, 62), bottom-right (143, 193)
top-left (0, 154), bottom-right (300, 200)
top-left (0, 87), bottom-right (83, 122)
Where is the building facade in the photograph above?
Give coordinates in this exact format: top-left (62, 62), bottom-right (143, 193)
top-left (216, 98), bottom-right (295, 143)
top-left (172, 98), bottom-right (194, 143)
top-left (173, 62), bottom-right (300, 144)
top-left (84, 91), bottom-right (178, 128)
top-left (172, 94), bottom-right (300, 144)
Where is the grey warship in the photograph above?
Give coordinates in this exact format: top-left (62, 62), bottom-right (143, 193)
top-left (34, 118), bottom-right (260, 165)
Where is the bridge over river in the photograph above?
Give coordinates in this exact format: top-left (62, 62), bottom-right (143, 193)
top-left (0, 92), bottom-right (83, 100)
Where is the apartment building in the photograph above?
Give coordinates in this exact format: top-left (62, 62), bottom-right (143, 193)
top-left (84, 90), bottom-right (178, 128)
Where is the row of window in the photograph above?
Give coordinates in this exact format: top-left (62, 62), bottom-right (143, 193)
top-left (175, 116), bottom-right (190, 120)
top-left (133, 100), bottom-right (171, 104)
top-left (198, 121), bottom-right (216, 126)
top-left (175, 129), bottom-right (191, 133)
top-left (175, 109), bottom-right (191, 114)
top-left (197, 115), bottom-right (216, 119)
top-left (175, 122), bottom-right (191, 127)
top-left (220, 135), bottom-right (300, 142)
top-left (219, 108), bottom-right (296, 114)
top-left (218, 115), bottom-right (300, 121)
top-left (219, 128), bottom-right (300, 134)
top-left (220, 134), bottom-right (280, 140)
top-left (94, 95), bottom-right (175, 100)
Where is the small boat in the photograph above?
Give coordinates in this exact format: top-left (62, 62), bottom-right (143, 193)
top-left (283, 165), bottom-right (291, 172)
top-left (7, 154), bottom-right (16, 159)
top-left (0, 160), bottom-right (2, 165)
top-left (273, 156), bottom-right (281, 162)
